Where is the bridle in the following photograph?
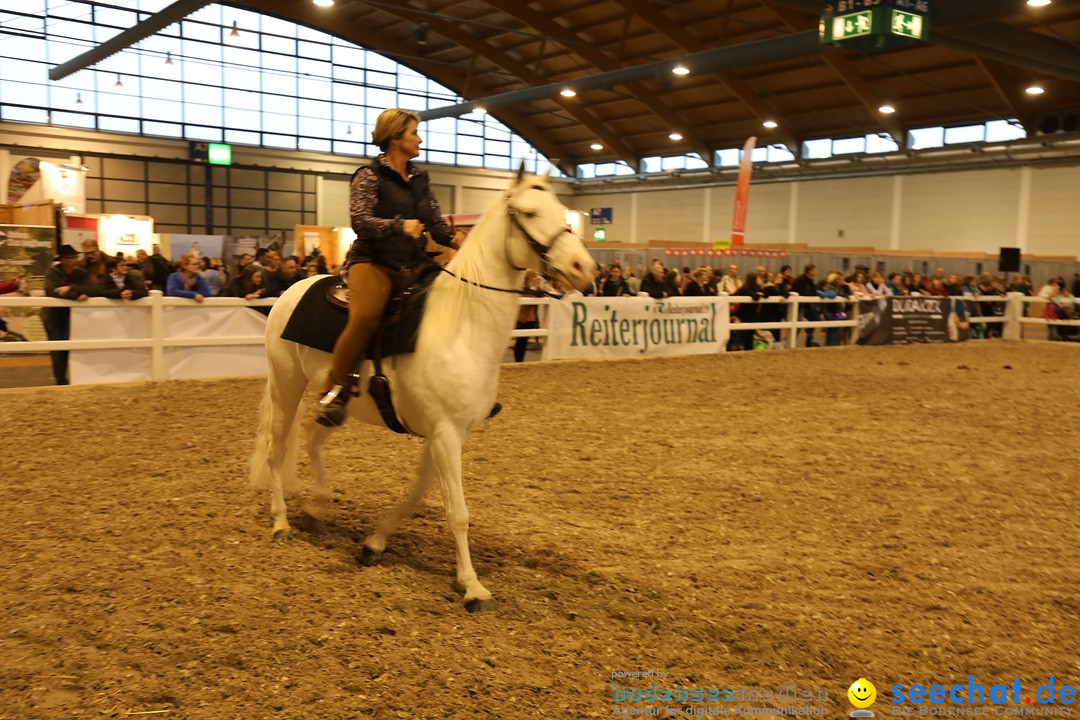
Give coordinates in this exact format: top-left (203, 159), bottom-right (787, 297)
top-left (443, 184), bottom-right (577, 299)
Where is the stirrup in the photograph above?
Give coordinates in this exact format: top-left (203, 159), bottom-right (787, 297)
top-left (315, 373), bottom-right (360, 428)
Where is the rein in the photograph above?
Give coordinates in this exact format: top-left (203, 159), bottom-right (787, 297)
top-left (438, 266), bottom-right (565, 299)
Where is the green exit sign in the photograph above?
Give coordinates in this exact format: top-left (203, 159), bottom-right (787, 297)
top-left (207, 143), bottom-right (232, 165)
top-left (890, 9), bottom-right (926, 40)
top-left (831, 10), bottom-right (874, 41)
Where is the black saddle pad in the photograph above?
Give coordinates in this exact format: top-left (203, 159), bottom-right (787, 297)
top-left (279, 274), bottom-right (437, 358)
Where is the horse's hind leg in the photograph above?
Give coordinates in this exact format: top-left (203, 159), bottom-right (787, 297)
top-left (304, 421), bottom-right (334, 525)
top-left (255, 353), bottom-right (309, 542)
top-left (360, 439), bottom-right (435, 566)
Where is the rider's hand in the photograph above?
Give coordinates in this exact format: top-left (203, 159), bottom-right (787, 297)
top-left (402, 219), bottom-right (424, 239)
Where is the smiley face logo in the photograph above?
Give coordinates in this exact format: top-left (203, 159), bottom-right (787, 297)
top-left (848, 678), bottom-right (877, 708)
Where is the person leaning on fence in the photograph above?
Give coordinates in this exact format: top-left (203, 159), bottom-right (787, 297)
top-left (683, 267), bottom-right (714, 297)
top-left (729, 272), bottom-right (763, 351)
top-left (98, 255), bottom-right (148, 301)
top-left (43, 244), bottom-right (98, 385)
top-left (513, 271), bottom-right (542, 363)
top-left (759, 271), bottom-right (789, 342)
top-left (791, 263), bottom-right (820, 347)
top-left (81, 239), bottom-right (106, 286)
top-left (640, 263), bottom-right (669, 299)
top-left (165, 253), bottom-right (211, 302)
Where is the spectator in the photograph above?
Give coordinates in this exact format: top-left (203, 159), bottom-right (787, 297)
top-left (251, 248), bottom-right (268, 270)
top-left (166, 253), bottom-right (211, 302)
top-left (663, 270), bottom-right (681, 297)
top-left (97, 256), bottom-right (148, 300)
top-left (263, 256), bottom-right (302, 298)
top-left (261, 251), bottom-right (281, 274)
top-left (514, 271), bottom-right (541, 362)
top-left (865, 270), bottom-right (889, 296)
top-left (229, 264), bottom-right (266, 301)
top-left (601, 265), bottom-right (632, 297)
top-left (81, 239), bottom-right (106, 286)
top-left (791, 263), bottom-right (820, 347)
top-left (624, 268), bottom-right (642, 295)
top-left (976, 274), bottom-right (1004, 338)
top-left (730, 272), bottom-right (762, 351)
top-left (815, 278), bottom-right (842, 347)
top-left (137, 247), bottom-right (173, 291)
top-left (640, 263), bottom-right (669, 299)
top-left (683, 267), bottom-right (714, 297)
top-left (945, 273), bottom-right (964, 296)
top-left (718, 264), bottom-right (741, 295)
top-left (848, 270), bottom-right (869, 296)
top-left (885, 272), bottom-right (905, 295)
top-left (0, 274), bottom-right (24, 294)
top-left (927, 278), bottom-right (949, 297)
top-left (778, 265), bottom-right (794, 288)
top-left (43, 244), bottom-right (97, 385)
top-left (304, 260), bottom-right (320, 278)
top-left (200, 257), bottom-right (223, 296)
top-left (760, 271), bottom-right (789, 342)
top-left (583, 265), bottom-right (605, 296)
top-left (1072, 273), bottom-right (1080, 299)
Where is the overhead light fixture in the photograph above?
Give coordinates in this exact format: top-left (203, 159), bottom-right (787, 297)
top-left (473, 106), bottom-right (487, 115)
top-left (313, 0), bottom-right (334, 6)
top-left (669, 132), bottom-right (683, 141)
top-left (1027, 0), bottom-right (1051, 6)
top-left (412, 21), bottom-right (429, 46)
top-left (1025, 84), bottom-right (1045, 95)
top-left (879, 104), bottom-right (896, 114)
top-left (165, 51), bottom-right (174, 65)
top-left (672, 64), bottom-right (690, 76)
top-left (115, 74), bottom-right (123, 87)
top-left (762, 120), bottom-right (778, 128)
top-left (346, 124), bottom-right (353, 135)
top-left (75, 92), bottom-right (83, 105)
top-left (560, 88), bottom-right (577, 97)
top-left (228, 20), bottom-right (240, 38)
top-left (590, 143), bottom-right (603, 150)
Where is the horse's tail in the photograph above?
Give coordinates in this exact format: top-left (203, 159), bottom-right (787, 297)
top-left (250, 329), bottom-right (307, 494)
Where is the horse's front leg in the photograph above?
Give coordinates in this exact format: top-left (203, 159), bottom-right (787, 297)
top-left (359, 440), bottom-right (434, 566)
top-left (430, 425), bottom-right (495, 613)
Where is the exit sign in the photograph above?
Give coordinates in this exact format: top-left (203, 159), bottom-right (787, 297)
top-left (189, 141), bottom-right (233, 165)
top-left (821, 0), bottom-right (930, 51)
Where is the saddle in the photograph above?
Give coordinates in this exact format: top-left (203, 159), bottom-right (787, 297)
top-left (280, 259), bottom-right (445, 435)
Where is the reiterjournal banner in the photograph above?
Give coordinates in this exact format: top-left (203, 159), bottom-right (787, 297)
top-left (546, 296), bottom-right (723, 359)
top-left (857, 296), bottom-right (970, 345)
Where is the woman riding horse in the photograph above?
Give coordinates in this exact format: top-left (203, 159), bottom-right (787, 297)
top-left (317, 108), bottom-right (465, 427)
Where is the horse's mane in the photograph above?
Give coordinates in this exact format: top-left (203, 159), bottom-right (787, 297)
top-left (423, 182), bottom-right (525, 343)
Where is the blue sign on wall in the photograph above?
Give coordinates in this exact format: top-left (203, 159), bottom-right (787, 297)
top-left (590, 207), bottom-right (613, 225)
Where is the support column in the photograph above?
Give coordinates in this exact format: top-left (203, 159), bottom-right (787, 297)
top-left (890, 174), bottom-right (903, 250)
top-left (1016, 165), bottom-right (1032, 253)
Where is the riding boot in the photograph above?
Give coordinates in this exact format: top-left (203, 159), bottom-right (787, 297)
top-left (316, 372), bottom-right (361, 427)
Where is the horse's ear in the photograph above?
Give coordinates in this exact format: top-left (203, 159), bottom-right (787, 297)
top-left (541, 167), bottom-right (551, 181)
top-left (515, 161), bottom-right (526, 185)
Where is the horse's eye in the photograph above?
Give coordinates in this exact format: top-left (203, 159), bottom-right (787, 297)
top-left (523, 211), bottom-right (536, 219)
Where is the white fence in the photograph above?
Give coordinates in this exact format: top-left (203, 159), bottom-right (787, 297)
top-left (0, 291), bottom-right (1075, 384)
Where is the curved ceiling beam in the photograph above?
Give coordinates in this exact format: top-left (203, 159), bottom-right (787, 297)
top-left (372, 3), bottom-right (641, 170)
top-left (231, 0), bottom-right (578, 174)
top-left (976, 58), bottom-right (1035, 134)
top-left (609, 0), bottom-right (803, 157)
top-left (479, 0), bottom-right (715, 164)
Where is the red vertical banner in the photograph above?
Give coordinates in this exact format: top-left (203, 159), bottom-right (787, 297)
top-left (730, 136), bottom-right (757, 246)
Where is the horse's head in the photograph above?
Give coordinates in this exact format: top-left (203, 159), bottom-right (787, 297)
top-left (503, 165), bottom-right (597, 291)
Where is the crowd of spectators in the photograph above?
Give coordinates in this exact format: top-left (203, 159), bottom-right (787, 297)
top-left (577, 259), bottom-right (1080, 347)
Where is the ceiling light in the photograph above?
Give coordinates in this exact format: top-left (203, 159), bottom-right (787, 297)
top-left (346, 124), bottom-right (353, 135)
top-left (228, 21), bottom-right (240, 38)
top-left (114, 74), bottom-right (123, 87)
top-left (75, 93), bottom-right (83, 105)
top-left (560, 88), bottom-right (577, 97)
top-left (590, 143), bottom-right (603, 150)
top-left (313, 0), bottom-right (334, 5)
top-left (165, 51), bottom-right (174, 65)
top-left (672, 64), bottom-right (690, 76)
top-left (473, 106), bottom-right (486, 115)
top-left (762, 120), bottom-right (778, 128)
top-left (879, 104), bottom-right (895, 113)
top-left (412, 21), bottom-right (429, 46)
top-left (1025, 85), bottom-right (1045, 95)
top-left (669, 132), bottom-right (683, 141)
top-left (1027, 0), bottom-right (1051, 6)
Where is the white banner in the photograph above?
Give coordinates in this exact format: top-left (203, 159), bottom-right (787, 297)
top-left (547, 296), bottom-right (725, 359)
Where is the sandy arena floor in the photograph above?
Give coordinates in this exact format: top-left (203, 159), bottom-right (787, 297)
top-left (1, 341), bottom-right (1078, 719)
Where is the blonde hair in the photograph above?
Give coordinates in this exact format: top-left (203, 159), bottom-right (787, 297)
top-left (177, 253), bottom-right (198, 269)
top-left (372, 108), bottom-right (420, 152)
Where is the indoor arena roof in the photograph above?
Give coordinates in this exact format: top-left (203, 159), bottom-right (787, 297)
top-left (61, 0), bottom-right (1080, 175)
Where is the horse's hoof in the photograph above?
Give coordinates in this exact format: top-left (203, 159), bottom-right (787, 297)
top-left (272, 529), bottom-right (293, 543)
top-left (465, 598), bottom-right (497, 613)
top-left (359, 546), bottom-right (383, 566)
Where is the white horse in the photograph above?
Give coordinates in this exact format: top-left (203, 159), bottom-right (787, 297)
top-left (251, 167), bottom-right (596, 612)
